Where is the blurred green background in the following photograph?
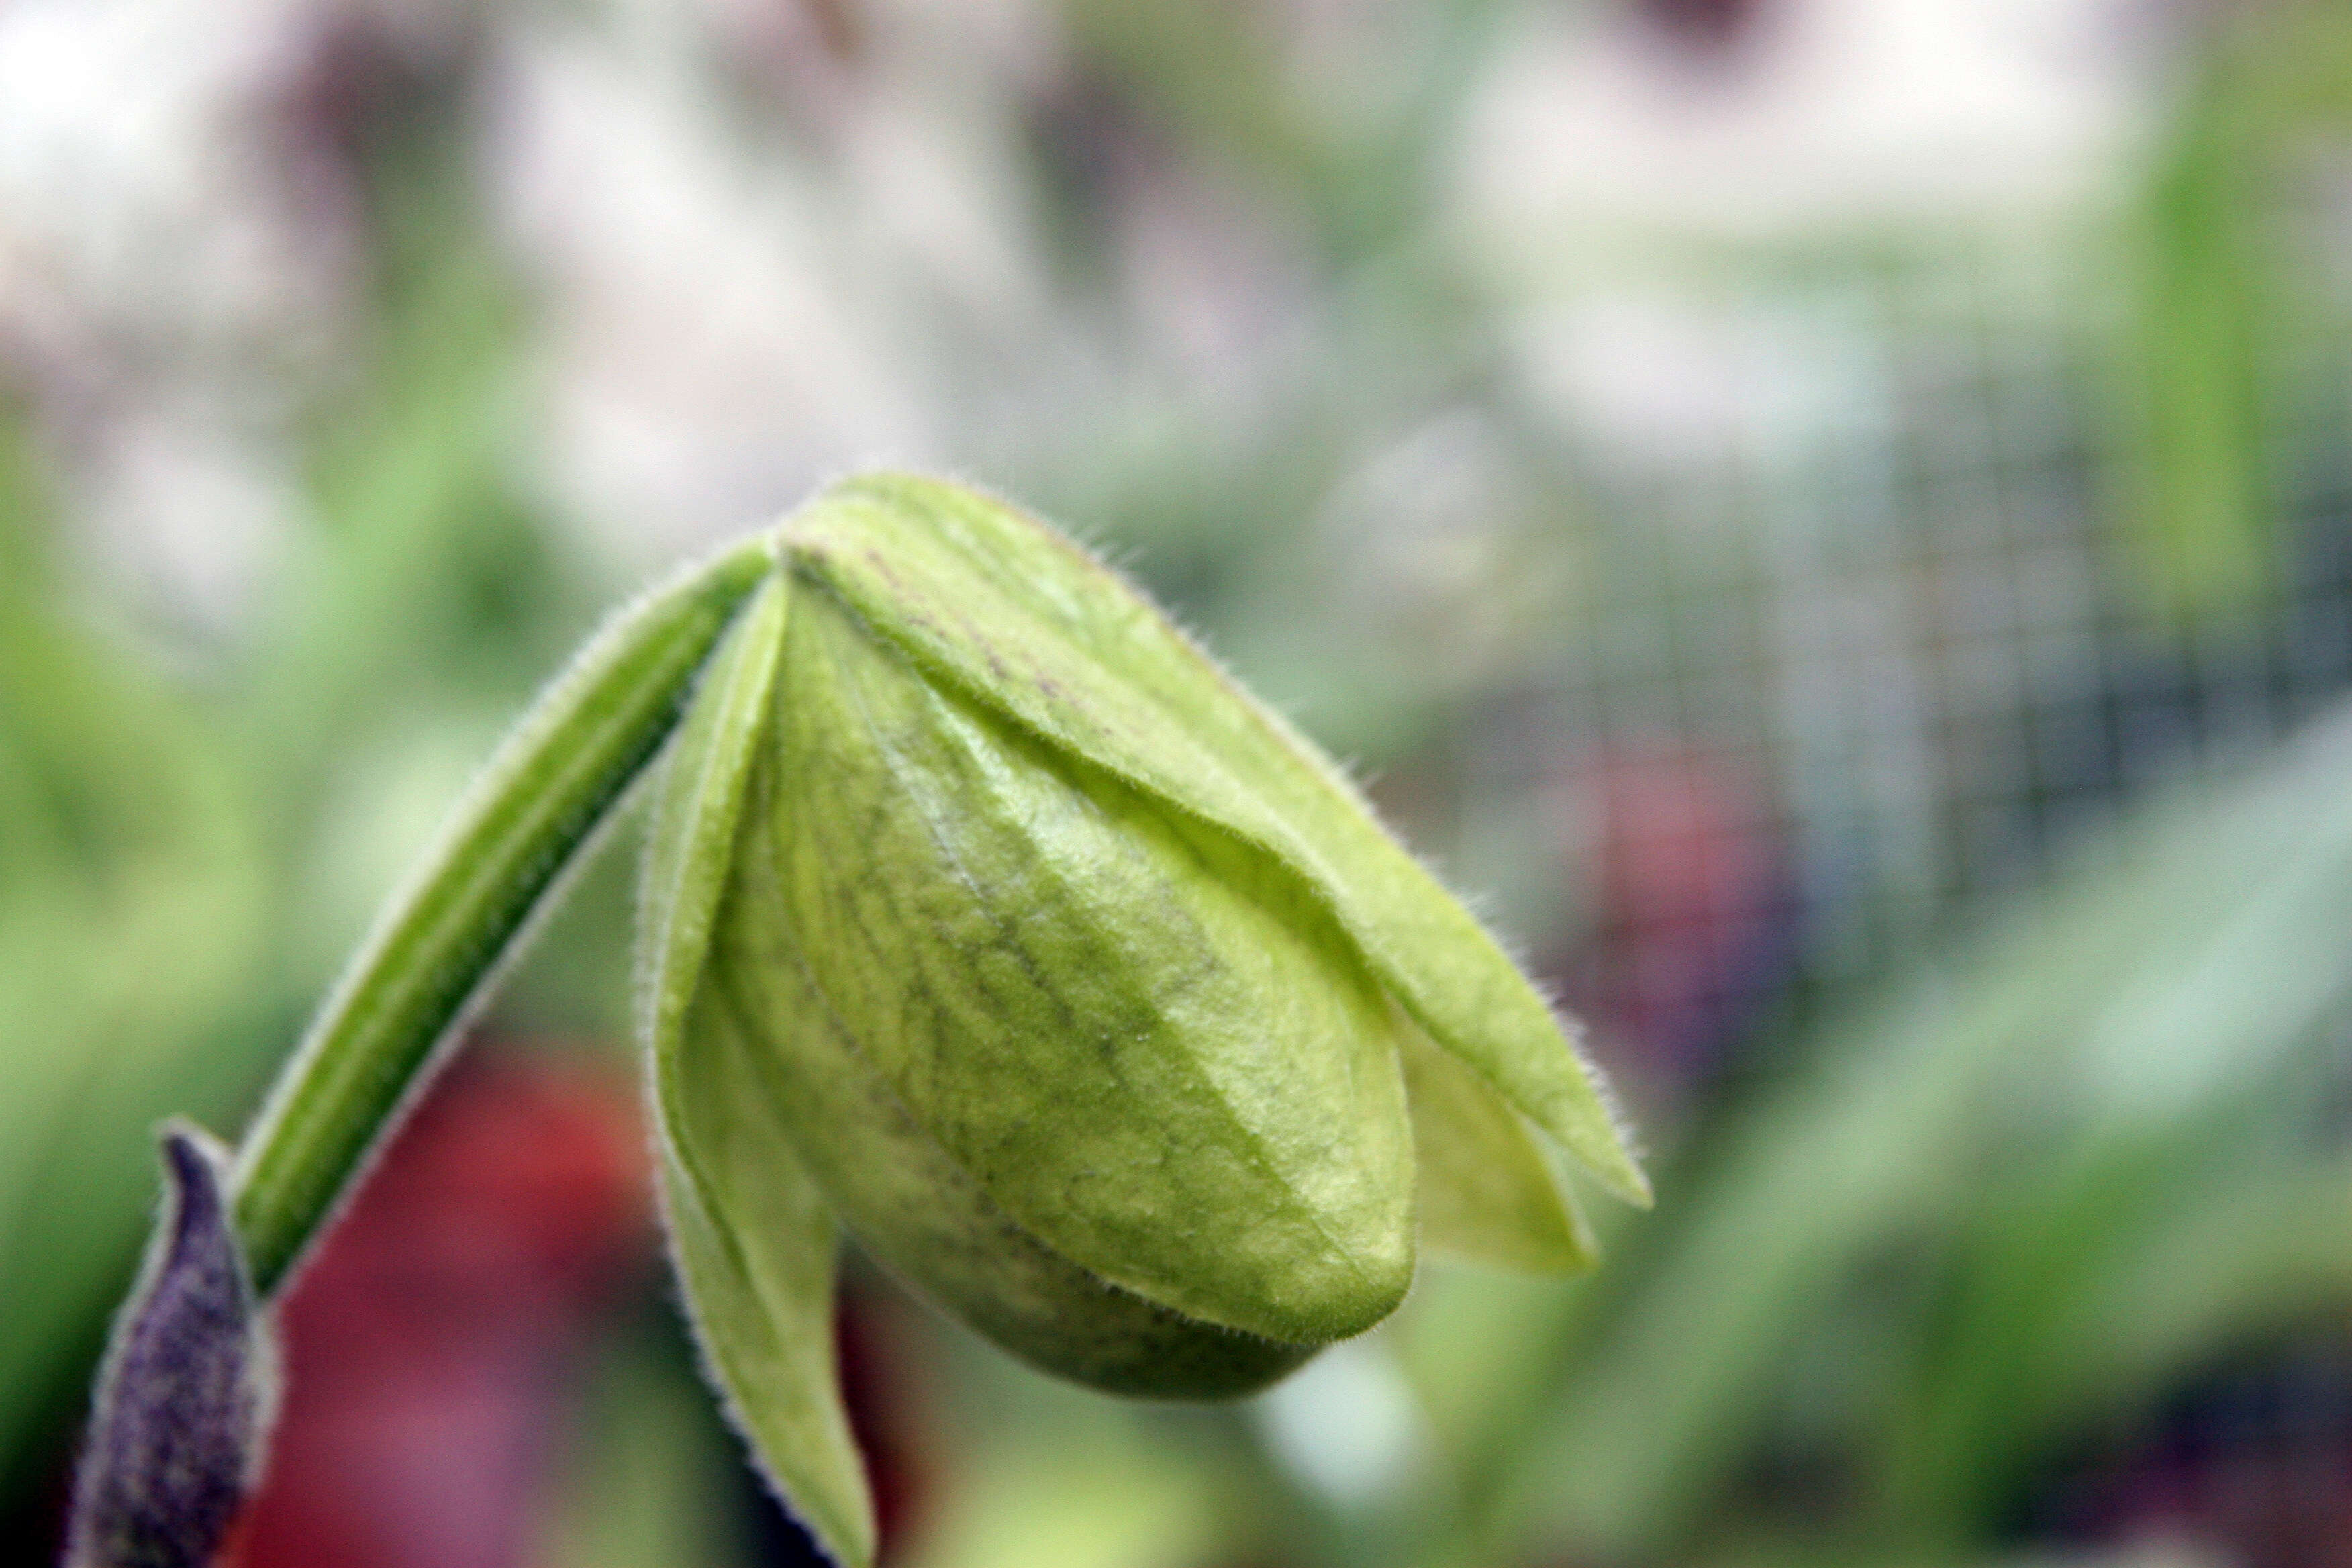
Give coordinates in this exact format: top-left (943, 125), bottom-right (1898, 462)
top-left (7, 1), bottom-right (2352, 1565)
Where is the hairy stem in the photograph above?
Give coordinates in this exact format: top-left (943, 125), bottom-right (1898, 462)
top-left (229, 535), bottom-right (777, 1294)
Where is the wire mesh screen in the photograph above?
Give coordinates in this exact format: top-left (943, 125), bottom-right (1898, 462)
top-left (1462, 243), bottom-right (2352, 1567)
top-left (1472, 250), bottom-right (2352, 1086)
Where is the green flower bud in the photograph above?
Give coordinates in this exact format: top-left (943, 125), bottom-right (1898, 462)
top-left (638, 474), bottom-right (1647, 1567)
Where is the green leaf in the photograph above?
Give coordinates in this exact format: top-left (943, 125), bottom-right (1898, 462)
top-left (638, 571), bottom-right (875, 1567)
top-left (1521, 703), bottom-right (2352, 1561)
top-left (784, 474), bottom-right (1647, 1210)
top-left (1882, 1109), bottom-right (2352, 1542)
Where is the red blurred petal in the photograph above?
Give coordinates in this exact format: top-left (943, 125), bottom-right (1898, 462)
top-left (224, 1046), bottom-right (646, 1568)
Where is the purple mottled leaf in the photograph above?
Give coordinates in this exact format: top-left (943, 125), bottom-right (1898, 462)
top-left (64, 1123), bottom-right (276, 1568)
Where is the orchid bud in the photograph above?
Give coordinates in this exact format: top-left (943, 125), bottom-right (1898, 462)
top-left (640, 474), bottom-right (1646, 1566)
top-left (77, 471), bottom-right (1645, 1568)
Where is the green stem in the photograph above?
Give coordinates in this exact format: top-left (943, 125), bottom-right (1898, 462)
top-left (229, 534), bottom-right (777, 1294)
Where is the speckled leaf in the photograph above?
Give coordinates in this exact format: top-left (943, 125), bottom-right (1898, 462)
top-left (637, 572), bottom-right (874, 1568)
top-left (785, 475), bottom-right (1647, 1210)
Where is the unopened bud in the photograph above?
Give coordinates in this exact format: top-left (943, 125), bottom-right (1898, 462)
top-left (642, 474), bottom-right (1647, 1566)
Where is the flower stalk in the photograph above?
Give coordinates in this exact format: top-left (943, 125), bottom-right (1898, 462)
top-left (229, 534), bottom-right (776, 1293)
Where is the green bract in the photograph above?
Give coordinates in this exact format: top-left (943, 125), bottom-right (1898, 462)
top-left (638, 475), bottom-right (1646, 1566)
